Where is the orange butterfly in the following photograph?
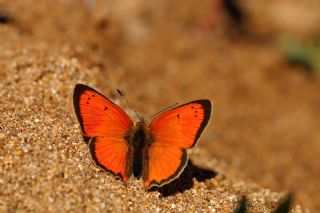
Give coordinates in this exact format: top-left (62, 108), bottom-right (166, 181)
top-left (73, 84), bottom-right (212, 188)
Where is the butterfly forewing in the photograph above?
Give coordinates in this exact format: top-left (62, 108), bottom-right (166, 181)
top-left (73, 84), bottom-right (133, 137)
top-left (143, 100), bottom-right (212, 188)
top-left (73, 84), bottom-right (133, 182)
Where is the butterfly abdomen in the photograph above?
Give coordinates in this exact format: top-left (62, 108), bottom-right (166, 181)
top-left (129, 124), bottom-right (151, 179)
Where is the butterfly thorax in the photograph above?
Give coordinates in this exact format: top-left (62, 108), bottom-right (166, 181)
top-left (124, 120), bottom-right (152, 179)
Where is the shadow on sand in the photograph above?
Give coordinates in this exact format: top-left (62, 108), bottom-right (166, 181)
top-left (149, 160), bottom-right (217, 196)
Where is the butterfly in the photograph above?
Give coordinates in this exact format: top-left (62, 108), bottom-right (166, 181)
top-left (73, 84), bottom-right (212, 188)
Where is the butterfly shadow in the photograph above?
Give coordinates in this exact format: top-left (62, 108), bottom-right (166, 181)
top-left (149, 160), bottom-right (217, 197)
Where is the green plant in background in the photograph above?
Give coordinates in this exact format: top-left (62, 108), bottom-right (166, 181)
top-left (234, 194), bottom-right (293, 213)
top-left (279, 35), bottom-right (320, 73)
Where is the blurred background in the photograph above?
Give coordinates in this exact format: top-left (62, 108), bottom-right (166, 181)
top-left (1, 0), bottom-right (319, 211)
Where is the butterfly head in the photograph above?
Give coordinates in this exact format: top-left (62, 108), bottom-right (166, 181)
top-left (135, 117), bottom-right (147, 129)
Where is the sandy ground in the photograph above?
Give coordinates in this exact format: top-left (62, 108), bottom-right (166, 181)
top-left (0, 53), bottom-right (295, 212)
top-left (1, 0), bottom-right (320, 212)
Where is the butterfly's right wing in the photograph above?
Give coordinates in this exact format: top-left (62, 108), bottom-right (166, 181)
top-left (73, 84), bottom-right (133, 181)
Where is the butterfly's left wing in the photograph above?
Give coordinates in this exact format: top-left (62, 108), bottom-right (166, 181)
top-left (73, 84), bottom-right (133, 182)
top-left (143, 100), bottom-right (212, 188)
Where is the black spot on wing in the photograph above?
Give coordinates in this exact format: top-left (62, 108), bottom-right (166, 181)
top-left (73, 83), bottom-right (123, 135)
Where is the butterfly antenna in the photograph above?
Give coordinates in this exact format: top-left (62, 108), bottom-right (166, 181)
top-left (151, 102), bottom-right (179, 119)
top-left (117, 89), bottom-right (143, 120)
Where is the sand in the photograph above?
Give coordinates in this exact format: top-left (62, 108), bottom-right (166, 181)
top-left (1, 0), bottom-right (320, 212)
top-left (0, 53), bottom-right (300, 212)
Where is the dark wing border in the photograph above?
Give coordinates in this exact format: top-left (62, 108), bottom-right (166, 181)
top-left (189, 99), bottom-right (212, 147)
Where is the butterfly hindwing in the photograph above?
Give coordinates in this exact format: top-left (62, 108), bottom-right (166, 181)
top-left (143, 144), bottom-right (188, 188)
top-left (89, 137), bottom-right (131, 181)
top-left (143, 100), bottom-right (212, 188)
top-left (73, 84), bottom-right (133, 181)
